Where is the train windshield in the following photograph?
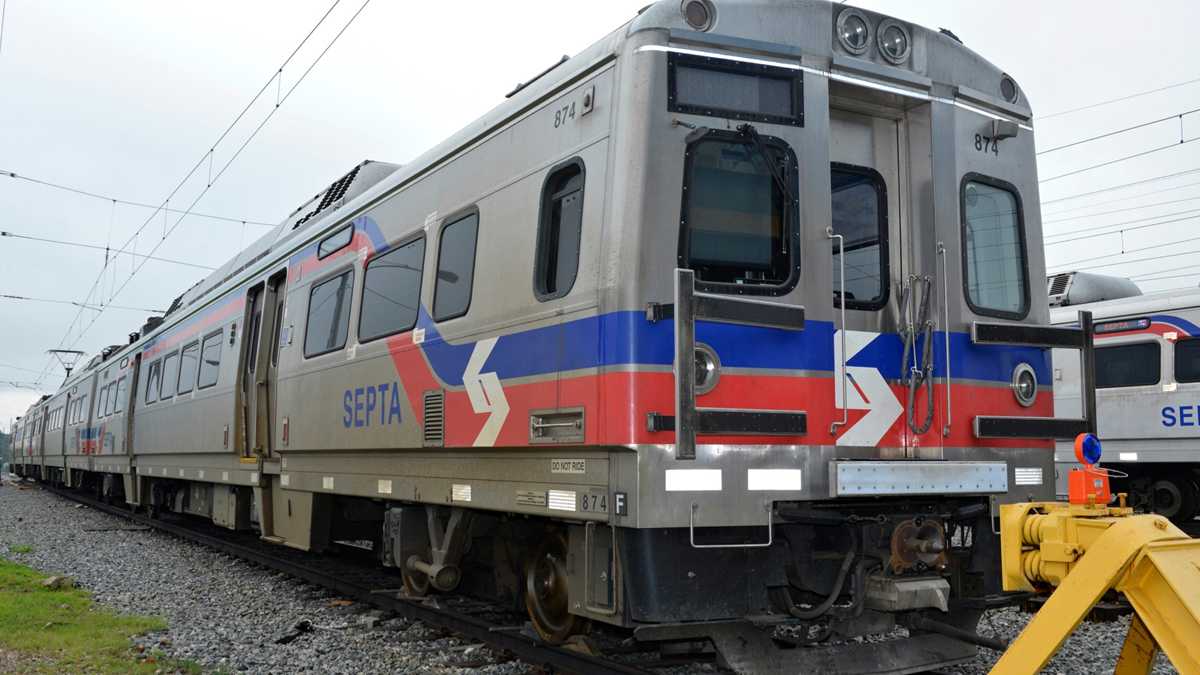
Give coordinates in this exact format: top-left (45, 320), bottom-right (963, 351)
top-left (962, 179), bottom-right (1027, 317)
top-left (681, 134), bottom-right (793, 287)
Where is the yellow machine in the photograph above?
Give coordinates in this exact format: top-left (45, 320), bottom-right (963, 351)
top-left (991, 497), bottom-right (1200, 674)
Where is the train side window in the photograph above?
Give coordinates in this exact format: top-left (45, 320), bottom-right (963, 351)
top-left (145, 360), bottom-right (162, 404)
top-left (831, 164), bottom-right (888, 310)
top-left (1175, 339), bottom-right (1200, 383)
top-left (318, 224), bottom-right (354, 259)
top-left (679, 131), bottom-right (799, 294)
top-left (433, 213), bottom-right (479, 321)
top-left (97, 383), bottom-right (110, 417)
top-left (198, 330), bottom-right (223, 389)
top-left (104, 383), bottom-right (117, 416)
top-left (160, 351), bottom-right (180, 401)
top-left (359, 237), bottom-right (424, 342)
top-left (1095, 342), bottom-right (1160, 388)
top-left (961, 175), bottom-right (1028, 319)
top-left (535, 161), bottom-right (585, 300)
top-left (115, 377), bottom-right (128, 414)
top-left (304, 270), bottom-right (354, 357)
top-left (177, 341), bottom-right (199, 395)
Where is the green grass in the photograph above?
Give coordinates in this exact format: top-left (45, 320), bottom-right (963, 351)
top-left (0, 558), bottom-right (199, 673)
top-left (8, 544), bottom-right (33, 554)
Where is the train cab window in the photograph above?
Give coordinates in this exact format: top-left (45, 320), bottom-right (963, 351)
top-left (198, 330), bottom-right (223, 389)
top-left (961, 176), bottom-right (1028, 318)
top-left (97, 384), bottom-right (110, 418)
top-left (160, 351), bottom-right (179, 401)
top-left (304, 271), bottom-right (354, 357)
top-left (115, 377), bottom-right (128, 414)
top-left (680, 132), bottom-right (798, 292)
top-left (535, 162), bottom-right (584, 300)
top-left (1175, 339), bottom-right (1200, 383)
top-left (104, 383), bottom-right (117, 416)
top-left (359, 237), bottom-right (424, 342)
top-left (318, 224), bottom-right (353, 259)
top-left (145, 360), bottom-right (162, 404)
top-left (433, 213), bottom-right (479, 321)
top-left (830, 165), bottom-right (887, 309)
top-left (1096, 342), bottom-right (1160, 388)
top-left (177, 341), bottom-right (199, 395)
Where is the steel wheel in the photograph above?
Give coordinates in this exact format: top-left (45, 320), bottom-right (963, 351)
top-left (524, 530), bottom-right (586, 644)
top-left (1151, 478), bottom-right (1197, 522)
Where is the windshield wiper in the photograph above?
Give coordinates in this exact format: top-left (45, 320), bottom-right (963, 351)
top-left (737, 124), bottom-right (794, 255)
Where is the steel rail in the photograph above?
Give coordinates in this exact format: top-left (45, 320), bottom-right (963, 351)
top-left (39, 483), bottom-right (650, 675)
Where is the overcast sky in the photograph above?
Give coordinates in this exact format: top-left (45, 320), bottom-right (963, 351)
top-left (2, 0), bottom-right (1198, 422)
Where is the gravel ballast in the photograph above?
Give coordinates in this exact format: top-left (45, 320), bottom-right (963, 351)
top-left (0, 479), bottom-right (1182, 673)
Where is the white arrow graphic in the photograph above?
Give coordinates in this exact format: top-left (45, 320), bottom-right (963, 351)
top-left (463, 337), bottom-right (509, 447)
top-left (835, 330), bottom-right (903, 447)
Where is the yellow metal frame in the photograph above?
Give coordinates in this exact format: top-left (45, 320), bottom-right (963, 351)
top-left (991, 501), bottom-right (1200, 674)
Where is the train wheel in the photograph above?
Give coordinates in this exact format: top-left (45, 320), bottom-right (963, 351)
top-left (524, 530), bottom-right (586, 644)
top-left (1151, 478), bottom-right (1198, 522)
top-left (402, 555), bottom-right (431, 597)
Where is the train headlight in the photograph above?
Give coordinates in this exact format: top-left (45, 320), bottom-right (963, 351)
top-left (1011, 363), bottom-right (1037, 408)
top-left (876, 19), bottom-right (911, 64)
top-left (836, 8), bottom-right (871, 55)
top-left (694, 343), bottom-right (721, 395)
top-left (680, 0), bottom-right (715, 31)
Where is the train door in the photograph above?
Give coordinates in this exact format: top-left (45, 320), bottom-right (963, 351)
top-left (237, 270), bottom-right (287, 458)
top-left (829, 99), bottom-right (932, 457)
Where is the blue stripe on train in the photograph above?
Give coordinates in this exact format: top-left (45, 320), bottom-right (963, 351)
top-left (415, 310), bottom-right (1051, 388)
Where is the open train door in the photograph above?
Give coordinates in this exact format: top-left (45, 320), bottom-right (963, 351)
top-left (237, 269), bottom-right (288, 460)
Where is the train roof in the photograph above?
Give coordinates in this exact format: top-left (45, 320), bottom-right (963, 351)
top-left (1050, 287), bottom-right (1200, 325)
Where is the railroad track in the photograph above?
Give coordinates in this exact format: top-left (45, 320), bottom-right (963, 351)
top-left (38, 482), bottom-right (688, 675)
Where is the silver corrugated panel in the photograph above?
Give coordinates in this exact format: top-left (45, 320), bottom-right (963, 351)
top-left (1014, 467), bottom-right (1044, 486)
top-left (547, 489), bottom-right (577, 512)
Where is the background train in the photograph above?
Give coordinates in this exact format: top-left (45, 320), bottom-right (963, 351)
top-left (9, 1), bottom-right (1088, 671)
top-left (1051, 271), bottom-right (1200, 522)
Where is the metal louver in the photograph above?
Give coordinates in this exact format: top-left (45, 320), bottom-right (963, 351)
top-left (423, 390), bottom-right (444, 447)
top-left (293, 164), bottom-right (362, 229)
top-left (1048, 273), bottom-right (1072, 297)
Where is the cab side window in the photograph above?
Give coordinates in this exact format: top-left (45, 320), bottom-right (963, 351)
top-left (198, 331), bottom-right (223, 389)
top-left (145, 360), bottom-right (162, 404)
top-left (961, 176), bottom-right (1028, 319)
top-left (433, 213), bottom-right (478, 321)
top-left (535, 162), bottom-right (584, 300)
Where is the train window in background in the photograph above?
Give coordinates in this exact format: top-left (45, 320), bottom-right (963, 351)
top-left (160, 351), bottom-right (180, 401)
top-left (831, 165), bottom-right (888, 310)
top-left (304, 270), bottom-right (354, 357)
top-left (115, 376), bottom-right (128, 414)
top-left (359, 237), bottom-right (424, 342)
top-left (1095, 342), bottom-right (1160, 388)
top-left (198, 330), bottom-right (223, 389)
top-left (961, 176), bottom-right (1028, 319)
top-left (97, 383), bottom-right (111, 417)
top-left (535, 161), bottom-right (585, 300)
top-left (1175, 338), bottom-right (1200, 383)
top-left (104, 383), bottom-right (117, 416)
top-left (177, 341), bottom-right (199, 395)
top-left (318, 224), bottom-right (354, 259)
top-left (680, 132), bottom-right (798, 292)
top-left (433, 213), bottom-right (479, 321)
top-left (145, 360), bottom-right (162, 404)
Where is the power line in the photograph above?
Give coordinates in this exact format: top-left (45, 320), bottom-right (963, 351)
top-left (1132, 271), bottom-right (1200, 285)
top-left (43, 0), bottom-right (353, 381)
top-left (1037, 107), bottom-right (1200, 156)
top-left (1052, 230), bottom-right (1200, 268)
top-left (0, 170), bottom-right (275, 226)
top-left (0, 230), bottom-right (216, 270)
top-left (1042, 195), bottom-right (1200, 225)
top-left (0, 293), bottom-right (163, 314)
top-left (0, 362), bottom-right (43, 376)
top-left (1044, 211), bottom-right (1200, 244)
top-left (1038, 76), bottom-right (1200, 120)
top-left (1041, 167), bottom-right (1200, 206)
top-left (1039, 137), bottom-right (1199, 184)
top-left (58, 0), bottom-right (372, 363)
top-left (1130, 261), bottom-right (1200, 280)
top-left (1042, 179), bottom-right (1200, 216)
top-left (1050, 246), bottom-right (1200, 275)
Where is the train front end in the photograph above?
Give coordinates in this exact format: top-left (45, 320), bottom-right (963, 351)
top-left (587, 1), bottom-right (1095, 669)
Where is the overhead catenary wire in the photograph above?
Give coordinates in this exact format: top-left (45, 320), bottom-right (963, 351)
top-left (0, 361), bottom-right (46, 376)
top-left (1039, 137), bottom-right (1200, 184)
top-left (1042, 179), bottom-right (1200, 216)
top-left (0, 170), bottom-right (274, 226)
top-left (1041, 167), bottom-right (1200, 206)
top-left (1050, 245), bottom-right (1200, 275)
top-left (1043, 211), bottom-right (1200, 244)
top-left (1038, 76), bottom-right (1200, 120)
top-left (1037, 107), bottom-right (1200, 156)
top-left (1042, 195), bottom-right (1200, 225)
top-left (0, 231), bottom-right (216, 271)
top-left (0, 293), bottom-right (163, 314)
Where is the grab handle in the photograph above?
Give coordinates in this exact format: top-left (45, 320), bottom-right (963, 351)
top-left (829, 227), bottom-right (848, 435)
top-left (938, 242), bottom-right (952, 437)
top-left (689, 502), bottom-right (773, 549)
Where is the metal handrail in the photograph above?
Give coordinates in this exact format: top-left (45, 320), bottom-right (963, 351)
top-left (689, 502), bottom-right (774, 549)
top-left (829, 228), bottom-right (849, 435)
top-left (937, 242), bottom-right (952, 437)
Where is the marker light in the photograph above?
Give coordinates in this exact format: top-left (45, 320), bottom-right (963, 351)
top-left (1074, 433), bottom-right (1102, 466)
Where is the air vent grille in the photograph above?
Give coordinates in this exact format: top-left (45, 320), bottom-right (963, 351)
top-left (293, 164), bottom-right (362, 229)
top-left (423, 390), bottom-right (444, 447)
top-left (1048, 273), bottom-right (1072, 297)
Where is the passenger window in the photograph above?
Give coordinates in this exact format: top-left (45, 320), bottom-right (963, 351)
top-left (1096, 342), bottom-right (1160, 388)
top-left (962, 177), bottom-right (1028, 318)
top-left (304, 270), bottom-right (354, 357)
top-left (359, 238), bottom-right (424, 342)
top-left (145, 360), bottom-right (162, 404)
top-left (160, 351), bottom-right (180, 401)
top-left (433, 213), bottom-right (479, 321)
top-left (198, 331), bottom-right (223, 389)
top-left (97, 384), bottom-right (110, 417)
top-left (535, 162), bottom-right (584, 300)
top-left (831, 165), bottom-right (888, 309)
top-left (177, 341), bottom-right (200, 394)
top-left (1175, 339), bottom-right (1200, 383)
top-left (680, 133), bottom-right (797, 290)
top-left (104, 383), bottom-right (117, 416)
top-left (115, 377), bottom-right (128, 414)
top-left (318, 224), bottom-right (354, 259)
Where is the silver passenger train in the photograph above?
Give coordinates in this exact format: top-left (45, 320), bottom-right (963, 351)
top-left (12, 2), bottom-right (1092, 671)
top-left (1051, 273), bottom-right (1200, 522)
